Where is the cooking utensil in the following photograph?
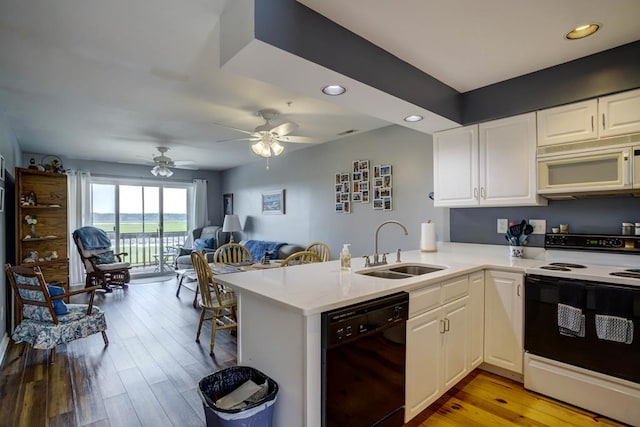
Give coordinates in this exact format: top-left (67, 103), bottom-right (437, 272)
top-left (523, 224), bottom-right (533, 235)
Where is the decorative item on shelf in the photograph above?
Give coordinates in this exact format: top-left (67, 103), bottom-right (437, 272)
top-left (25, 214), bottom-right (38, 238)
top-left (21, 191), bottom-right (37, 206)
top-left (262, 248), bottom-right (271, 265)
top-left (45, 251), bottom-right (59, 261)
top-left (505, 219), bottom-right (533, 258)
top-left (28, 157), bottom-right (44, 171)
top-left (23, 251), bottom-right (39, 263)
top-left (41, 155), bottom-right (66, 174)
top-left (334, 172), bottom-right (351, 214)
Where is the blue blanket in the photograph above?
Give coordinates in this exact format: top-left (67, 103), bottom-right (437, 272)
top-left (243, 240), bottom-right (286, 261)
top-left (75, 226), bottom-right (112, 250)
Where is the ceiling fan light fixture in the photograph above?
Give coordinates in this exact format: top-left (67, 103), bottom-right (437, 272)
top-left (150, 164), bottom-right (173, 177)
top-left (404, 115), bottom-right (423, 122)
top-left (271, 141), bottom-right (284, 156)
top-left (252, 141), bottom-right (267, 155)
top-left (566, 23), bottom-right (599, 40)
top-left (322, 85), bottom-right (346, 96)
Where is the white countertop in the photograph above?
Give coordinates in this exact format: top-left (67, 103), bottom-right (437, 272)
top-left (214, 242), bottom-right (547, 315)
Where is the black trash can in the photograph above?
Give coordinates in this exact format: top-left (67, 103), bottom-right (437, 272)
top-left (198, 366), bottom-right (279, 427)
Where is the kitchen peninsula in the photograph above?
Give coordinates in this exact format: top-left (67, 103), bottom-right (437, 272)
top-left (215, 243), bottom-right (545, 427)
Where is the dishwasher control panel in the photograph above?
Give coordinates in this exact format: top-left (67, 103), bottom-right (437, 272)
top-left (322, 292), bottom-right (408, 348)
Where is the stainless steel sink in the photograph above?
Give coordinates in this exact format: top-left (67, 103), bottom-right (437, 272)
top-left (360, 270), bottom-right (412, 280)
top-left (388, 265), bottom-right (443, 275)
top-left (358, 263), bottom-right (446, 279)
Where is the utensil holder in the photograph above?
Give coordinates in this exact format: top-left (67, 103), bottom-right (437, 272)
top-left (509, 246), bottom-right (524, 258)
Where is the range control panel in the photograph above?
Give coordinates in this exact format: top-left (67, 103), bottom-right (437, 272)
top-left (545, 233), bottom-right (640, 253)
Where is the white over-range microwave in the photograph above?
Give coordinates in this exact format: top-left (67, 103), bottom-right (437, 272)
top-left (537, 134), bottom-right (640, 198)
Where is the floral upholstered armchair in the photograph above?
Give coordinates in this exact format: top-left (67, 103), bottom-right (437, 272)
top-left (5, 264), bottom-right (109, 363)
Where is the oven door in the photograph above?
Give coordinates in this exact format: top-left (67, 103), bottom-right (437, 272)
top-left (525, 275), bottom-right (640, 383)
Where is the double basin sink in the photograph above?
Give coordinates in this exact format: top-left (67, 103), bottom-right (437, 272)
top-left (357, 263), bottom-right (445, 280)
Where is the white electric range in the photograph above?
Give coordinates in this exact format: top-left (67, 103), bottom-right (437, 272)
top-left (524, 233), bottom-right (640, 426)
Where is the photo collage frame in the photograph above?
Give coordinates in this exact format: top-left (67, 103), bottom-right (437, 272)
top-left (373, 164), bottom-right (393, 211)
top-left (334, 172), bottom-right (351, 214)
top-left (351, 159), bottom-right (370, 204)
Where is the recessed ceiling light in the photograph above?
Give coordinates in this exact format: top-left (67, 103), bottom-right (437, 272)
top-left (566, 23), bottom-right (600, 40)
top-left (404, 115), bottom-right (423, 122)
top-left (322, 85), bottom-right (346, 96)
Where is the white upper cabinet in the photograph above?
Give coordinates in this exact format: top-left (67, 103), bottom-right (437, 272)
top-left (537, 88), bottom-right (640, 146)
top-left (434, 112), bottom-right (545, 207)
top-left (433, 124), bottom-right (478, 207)
top-left (599, 88), bottom-right (640, 137)
top-left (537, 100), bottom-right (597, 146)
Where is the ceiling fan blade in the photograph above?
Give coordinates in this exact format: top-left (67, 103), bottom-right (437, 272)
top-left (173, 160), bottom-right (195, 166)
top-left (217, 136), bottom-right (260, 143)
top-left (270, 121), bottom-right (299, 137)
top-left (210, 121), bottom-right (254, 135)
top-left (275, 135), bottom-right (315, 144)
top-left (174, 164), bottom-right (198, 170)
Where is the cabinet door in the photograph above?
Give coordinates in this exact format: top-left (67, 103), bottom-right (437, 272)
top-left (599, 88), bottom-right (640, 137)
top-left (479, 113), bottom-right (543, 206)
top-left (433, 125), bottom-right (478, 207)
top-left (405, 308), bottom-right (442, 422)
top-left (484, 270), bottom-right (523, 374)
top-left (468, 271), bottom-right (485, 369)
top-left (537, 100), bottom-right (597, 146)
top-left (442, 296), bottom-right (469, 391)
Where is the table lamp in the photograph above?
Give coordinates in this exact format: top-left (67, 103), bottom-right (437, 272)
top-left (222, 214), bottom-right (242, 243)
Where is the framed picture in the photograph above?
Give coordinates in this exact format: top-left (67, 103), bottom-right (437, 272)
top-left (262, 189), bottom-right (285, 214)
top-left (223, 193), bottom-right (234, 215)
top-left (0, 155), bottom-right (4, 181)
top-left (0, 187), bottom-right (4, 212)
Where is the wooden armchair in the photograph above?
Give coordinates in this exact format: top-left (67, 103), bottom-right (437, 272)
top-left (5, 264), bottom-right (108, 363)
top-left (282, 250), bottom-right (322, 266)
top-left (191, 252), bottom-right (237, 355)
top-left (306, 242), bottom-right (331, 262)
top-left (72, 226), bottom-right (131, 292)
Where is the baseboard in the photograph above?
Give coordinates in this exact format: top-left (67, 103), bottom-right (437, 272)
top-left (0, 333), bottom-right (10, 367)
top-left (479, 362), bottom-right (524, 383)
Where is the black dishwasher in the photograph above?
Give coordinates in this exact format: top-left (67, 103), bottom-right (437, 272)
top-left (321, 292), bottom-right (408, 427)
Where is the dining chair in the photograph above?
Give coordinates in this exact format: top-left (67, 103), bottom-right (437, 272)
top-left (5, 264), bottom-right (108, 363)
top-left (305, 242), bottom-right (331, 262)
top-left (191, 251), bottom-right (237, 355)
top-left (281, 250), bottom-right (322, 266)
top-left (213, 242), bottom-right (253, 265)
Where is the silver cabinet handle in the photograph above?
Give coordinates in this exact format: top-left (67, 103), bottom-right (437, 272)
top-left (473, 187), bottom-right (478, 200)
top-left (602, 113), bottom-right (606, 130)
top-left (517, 284), bottom-right (521, 297)
top-left (591, 115), bottom-right (594, 132)
top-left (480, 187), bottom-right (486, 199)
top-left (440, 319), bottom-right (446, 334)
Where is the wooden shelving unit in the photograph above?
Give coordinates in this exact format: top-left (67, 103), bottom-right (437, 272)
top-left (15, 168), bottom-right (69, 292)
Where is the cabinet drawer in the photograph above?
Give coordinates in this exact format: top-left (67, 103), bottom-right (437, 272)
top-left (442, 275), bottom-right (469, 305)
top-left (409, 285), bottom-right (441, 317)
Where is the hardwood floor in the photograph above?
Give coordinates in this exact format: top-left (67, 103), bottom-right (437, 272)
top-left (0, 276), bottom-right (629, 426)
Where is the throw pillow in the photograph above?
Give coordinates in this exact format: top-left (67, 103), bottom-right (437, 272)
top-left (193, 238), bottom-right (215, 252)
top-left (47, 285), bottom-right (69, 315)
top-left (95, 250), bottom-right (116, 264)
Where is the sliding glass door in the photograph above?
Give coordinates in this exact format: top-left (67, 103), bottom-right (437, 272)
top-left (91, 179), bottom-right (190, 275)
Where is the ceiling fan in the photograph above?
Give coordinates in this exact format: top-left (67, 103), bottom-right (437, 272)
top-left (149, 146), bottom-right (195, 177)
top-left (214, 109), bottom-right (313, 159)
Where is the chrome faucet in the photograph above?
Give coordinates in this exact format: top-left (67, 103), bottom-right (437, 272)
top-left (372, 220), bottom-right (408, 266)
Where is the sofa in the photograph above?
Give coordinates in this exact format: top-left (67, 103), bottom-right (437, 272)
top-left (239, 240), bottom-right (305, 262)
top-left (175, 226), bottom-right (228, 270)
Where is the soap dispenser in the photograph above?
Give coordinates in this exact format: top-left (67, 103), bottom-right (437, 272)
top-left (340, 244), bottom-right (351, 271)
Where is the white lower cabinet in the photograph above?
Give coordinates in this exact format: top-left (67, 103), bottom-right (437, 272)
top-left (483, 270), bottom-right (523, 374)
top-left (405, 275), bottom-right (472, 422)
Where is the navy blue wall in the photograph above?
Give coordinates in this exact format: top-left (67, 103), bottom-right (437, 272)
top-left (450, 197), bottom-right (640, 246)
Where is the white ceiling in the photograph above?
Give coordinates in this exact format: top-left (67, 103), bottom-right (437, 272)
top-left (0, 0), bottom-right (639, 172)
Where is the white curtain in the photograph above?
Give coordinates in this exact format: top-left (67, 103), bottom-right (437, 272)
top-left (67, 170), bottom-right (92, 285)
top-left (190, 179), bottom-right (208, 240)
